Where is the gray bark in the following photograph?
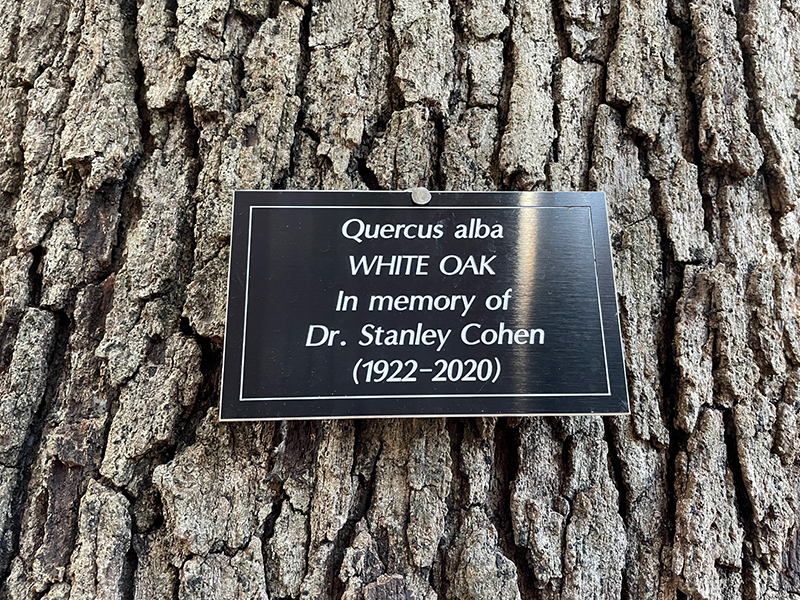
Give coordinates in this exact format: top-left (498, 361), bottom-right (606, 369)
top-left (0, 0), bottom-right (798, 597)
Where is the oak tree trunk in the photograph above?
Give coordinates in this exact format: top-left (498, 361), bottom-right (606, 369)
top-left (0, 0), bottom-right (799, 597)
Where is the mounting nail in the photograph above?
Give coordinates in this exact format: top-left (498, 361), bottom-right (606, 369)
top-left (411, 187), bottom-right (431, 205)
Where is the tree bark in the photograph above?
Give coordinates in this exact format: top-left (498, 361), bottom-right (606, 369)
top-left (0, 0), bottom-right (798, 597)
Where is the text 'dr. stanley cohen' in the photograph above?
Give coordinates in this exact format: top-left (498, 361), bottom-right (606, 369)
top-left (220, 190), bottom-right (629, 420)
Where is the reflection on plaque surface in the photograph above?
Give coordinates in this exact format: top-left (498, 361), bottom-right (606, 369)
top-left (220, 191), bottom-right (629, 420)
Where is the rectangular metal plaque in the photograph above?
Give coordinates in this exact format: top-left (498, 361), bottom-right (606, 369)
top-left (220, 191), bottom-right (629, 420)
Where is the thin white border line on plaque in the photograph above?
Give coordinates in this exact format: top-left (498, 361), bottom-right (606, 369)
top-left (237, 204), bottom-right (612, 403)
top-left (220, 411), bottom-right (630, 422)
top-left (588, 207), bottom-right (613, 396)
top-left (238, 205), bottom-right (255, 403)
top-left (241, 393), bottom-right (613, 400)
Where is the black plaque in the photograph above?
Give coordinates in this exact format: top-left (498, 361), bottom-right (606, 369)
top-left (220, 191), bottom-right (629, 420)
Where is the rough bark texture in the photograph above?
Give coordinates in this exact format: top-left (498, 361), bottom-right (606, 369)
top-left (0, 0), bottom-right (798, 597)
